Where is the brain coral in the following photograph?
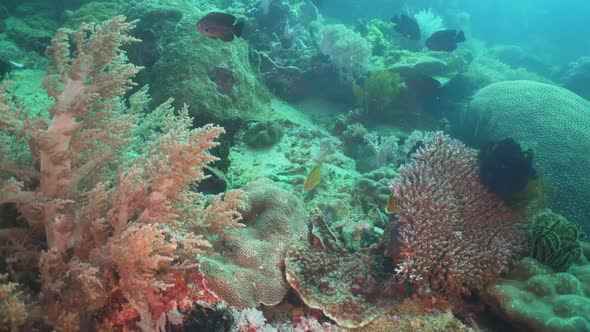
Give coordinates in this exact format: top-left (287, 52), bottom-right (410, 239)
top-left (468, 80), bottom-right (590, 233)
top-left (198, 178), bottom-right (307, 309)
top-left (484, 242), bottom-right (590, 332)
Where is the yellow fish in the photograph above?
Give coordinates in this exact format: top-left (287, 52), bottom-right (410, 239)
top-left (303, 164), bottom-right (321, 193)
top-left (385, 193), bottom-right (401, 214)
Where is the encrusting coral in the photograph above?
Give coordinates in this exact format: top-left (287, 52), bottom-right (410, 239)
top-left (484, 243), bottom-right (590, 332)
top-left (0, 16), bottom-right (245, 331)
top-left (285, 213), bottom-right (405, 328)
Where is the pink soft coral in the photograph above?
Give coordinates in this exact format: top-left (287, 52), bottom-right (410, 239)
top-left (0, 16), bottom-right (244, 331)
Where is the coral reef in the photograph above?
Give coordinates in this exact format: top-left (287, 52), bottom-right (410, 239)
top-left (468, 80), bottom-right (590, 233)
top-left (227, 99), bottom-right (359, 209)
top-left (359, 298), bottom-right (475, 332)
top-left (3, 2), bottom-right (58, 53)
top-left (561, 56), bottom-right (590, 100)
top-left (461, 54), bottom-right (553, 93)
top-left (353, 70), bottom-right (401, 119)
top-left (62, 0), bottom-right (125, 29)
top-left (361, 18), bottom-right (400, 56)
top-left (413, 8), bottom-right (445, 41)
top-left (380, 51), bottom-right (449, 78)
top-left (387, 132), bottom-right (525, 296)
top-left (353, 166), bottom-right (397, 214)
top-left (0, 274), bottom-right (27, 331)
top-left (1, 1), bottom-right (588, 331)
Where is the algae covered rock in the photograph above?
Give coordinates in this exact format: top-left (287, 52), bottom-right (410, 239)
top-left (125, 0), bottom-right (270, 121)
top-left (63, 0), bottom-right (125, 29)
top-left (469, 80), bottom-right (590, 233)
top-left (4, 3), bottom-right (58, 53)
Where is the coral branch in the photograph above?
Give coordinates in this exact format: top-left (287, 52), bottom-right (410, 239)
top-left (387, 132), bottom-right (526, 296)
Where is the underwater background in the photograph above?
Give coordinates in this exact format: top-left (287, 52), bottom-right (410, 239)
top-left (0, 0), bottom-right (589, 331)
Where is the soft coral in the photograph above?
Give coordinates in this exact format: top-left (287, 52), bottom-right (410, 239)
top-left (0, 16), bottom-right (245, 331)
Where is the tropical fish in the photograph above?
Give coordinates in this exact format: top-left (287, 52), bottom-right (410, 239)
top-left (391, 14), bottom-right (421, 40)
top-left (406, 141), bottom-right (425, 159)
top-left (8, 60), bottom-right (24, 69)
top-left (404, 74), bottom-right (441, 100)
top-left (196, 12), bottom-right (245, 42)
top-left (385, 193), bottom-right (401, 214)
top-left (303, 164), bottom-right (321, 193)
top-left (425, 30), bottom-right (465, 52)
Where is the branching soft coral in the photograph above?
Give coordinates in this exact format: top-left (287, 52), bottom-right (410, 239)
top-left (0, 16), bottom-right (245, 331)
top-left (0, 274), bottom-right (27, 332)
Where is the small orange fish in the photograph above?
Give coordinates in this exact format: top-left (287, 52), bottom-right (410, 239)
top-left (385, 193), bottom-right (401, 214)
top-left (303, 164), bottom-right (321, 193)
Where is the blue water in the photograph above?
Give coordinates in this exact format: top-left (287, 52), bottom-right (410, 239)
top-left (323, 0), bottom-right (590, 63)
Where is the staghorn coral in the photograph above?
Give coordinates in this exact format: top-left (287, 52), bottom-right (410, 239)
top-left (0, 16), bottom-right (245, 331)
top-left (198, 178), bottom-right (307, 309)
top-left (387, 132), bottom-right (526, 296)
top-left (285, 213), bottom-right (405, 329)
